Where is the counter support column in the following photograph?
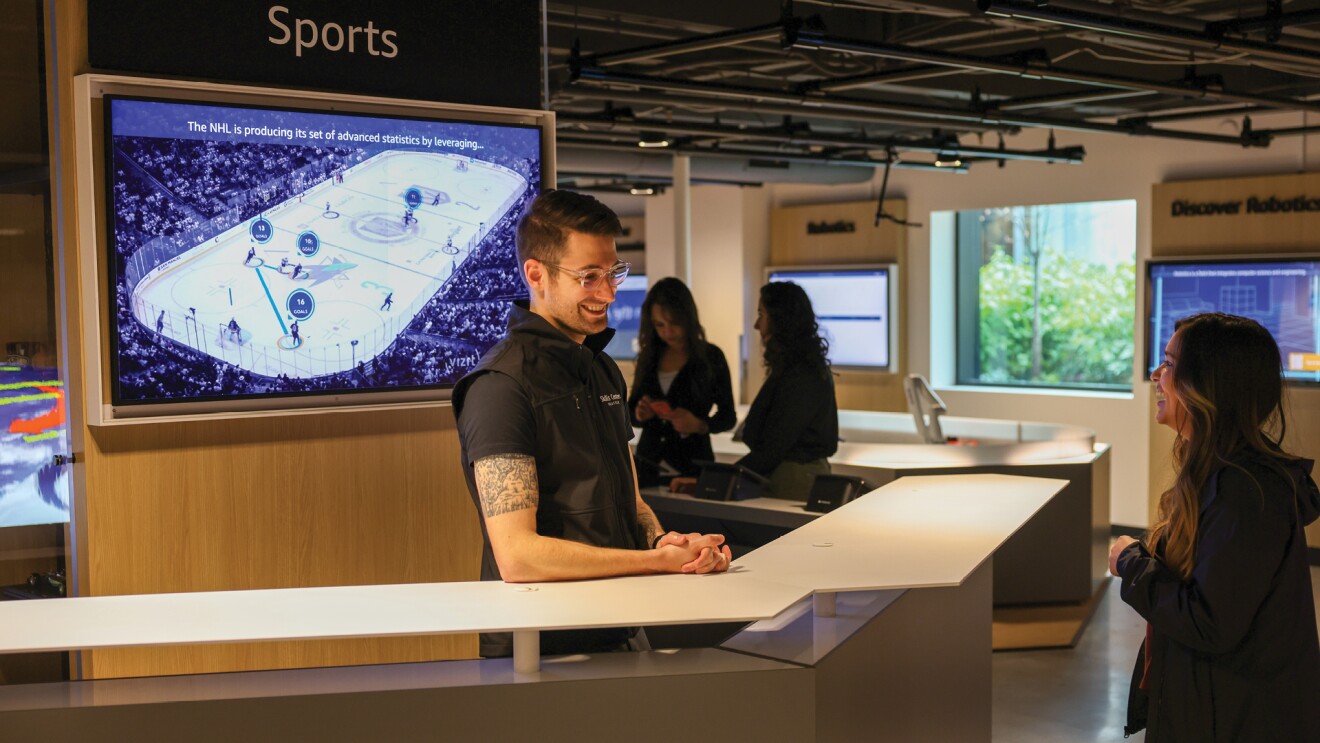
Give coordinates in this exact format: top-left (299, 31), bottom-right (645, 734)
top-left (814, 592), bottom-right (836, 617)
top-left (513, 630), bottom-right (539, 673)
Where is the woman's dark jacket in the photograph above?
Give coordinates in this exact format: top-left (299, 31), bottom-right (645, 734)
top-left (736, 364), bottom-right (838, 477)
top-left (627, 342), bottom-right (736, 482)
top-left (1117, 453), bottom-right (1320, 742)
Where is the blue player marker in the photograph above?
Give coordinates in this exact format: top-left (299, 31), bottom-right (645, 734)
top-left (296, 231), bottom-right (321, 257)
top-left (286, 288), bottom-right (316, 321)
top-left (404, 187), bottom-right (423, 209)
top-left (250, 217), bottom-right (274, 244)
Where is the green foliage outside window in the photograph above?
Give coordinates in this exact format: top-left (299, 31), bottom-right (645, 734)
top-left (978, 246), bottom-right (1135, 387)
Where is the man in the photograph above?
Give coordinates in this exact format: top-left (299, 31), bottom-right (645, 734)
top-left (453, 190), bottom-right (731, 659)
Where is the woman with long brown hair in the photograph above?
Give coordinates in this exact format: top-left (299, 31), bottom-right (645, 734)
top-left (1110, 312), bottom-right (1320, 741)
top-left (629, 277), bottom-right (736, 486)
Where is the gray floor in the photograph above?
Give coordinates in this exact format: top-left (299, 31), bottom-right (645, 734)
top-left (992, 566), bottom-right (1320, 742)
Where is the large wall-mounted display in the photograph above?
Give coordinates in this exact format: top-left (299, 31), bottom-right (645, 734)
top-left (765, 265), bottom-right (897, 370)
top-left (76, 75), bottom-right (553, 423)
top-left (1146, 256), bottom-right (1320, 384)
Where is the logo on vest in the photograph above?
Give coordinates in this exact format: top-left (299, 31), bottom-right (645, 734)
top-left (599, 393), bottom-right (622, 406)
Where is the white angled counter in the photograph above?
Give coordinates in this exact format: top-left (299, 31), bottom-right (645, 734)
top-left (0, 474), bottom-right (1066, 743)
top-left (735, 473), bottom-right (1057, 593)
top-left (647, 406), bottom-right (1112, 606)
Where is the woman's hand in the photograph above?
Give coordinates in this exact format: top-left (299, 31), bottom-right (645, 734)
top-left (635, 395), bottom-right (656, 422)
top-left (669, 476), bottom-right (698, 494)
top-left (664, 407), bottom-right (707, 435)
top-left (1109, 536), bottom-right (1138, 577)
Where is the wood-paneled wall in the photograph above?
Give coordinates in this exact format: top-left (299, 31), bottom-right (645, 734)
top-left (769, 199), bottom-right (908, 412)
top-left (81, 409), bottom-right (480, 678)
top-left (1149, 174), bottom-right (1320, 548)
top-left (48, 0), bottom-right (481, 679)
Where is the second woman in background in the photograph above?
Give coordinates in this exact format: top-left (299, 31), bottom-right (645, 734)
top-left (738, 281), bottom-right (839, 499)
top-left (630, 278), bottom-right (736, 487)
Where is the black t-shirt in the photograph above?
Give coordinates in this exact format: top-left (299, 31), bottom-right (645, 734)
top-left (459, 372), bottom-right (537, 464)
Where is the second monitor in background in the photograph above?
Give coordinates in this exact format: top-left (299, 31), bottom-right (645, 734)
top-left (1146, 256), bottom-right (1320, 385)
top-left (604, 274), bottom-right (648, 360)
top-left (765, 265), bottom-right (898, 370)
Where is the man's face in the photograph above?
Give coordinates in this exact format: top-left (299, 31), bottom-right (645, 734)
top-left (525, 230), bottom-right (619, 343)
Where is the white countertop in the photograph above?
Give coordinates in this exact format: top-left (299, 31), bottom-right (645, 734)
top-left (0, 570), bottom-right (807, 655)
top-left (734, 473), bottom-right (1065, 593)
top-left (0, 474), bottom-right (1064, 655)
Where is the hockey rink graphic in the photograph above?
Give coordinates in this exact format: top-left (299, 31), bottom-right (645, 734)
top-left (128, 150), bottom-right (525, 379)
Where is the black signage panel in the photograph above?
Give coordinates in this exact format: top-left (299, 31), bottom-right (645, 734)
top-left (88, 0), bottom-right (542, 110)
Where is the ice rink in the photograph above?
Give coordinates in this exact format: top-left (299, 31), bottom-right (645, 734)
top-left (128, 151), bottom-right (525, 378)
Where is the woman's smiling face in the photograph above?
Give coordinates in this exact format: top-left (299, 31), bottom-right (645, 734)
top-left (1151, 330), bottom-right (1187, 435)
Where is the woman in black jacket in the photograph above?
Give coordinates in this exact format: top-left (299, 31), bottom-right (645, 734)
top-left (737, 281), bottom-right (839, 499)
top-left (1111, 312), bottom-right (1320, 742)
top-left (629, 278), bottom-right (736, 487)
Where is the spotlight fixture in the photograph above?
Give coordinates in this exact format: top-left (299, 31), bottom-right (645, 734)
top-left (934, 155), bottom-right (963, 168)
top-left (636, 132), bottom-right (671, 148)
top-left (629, 186), bottom-right (657, 196)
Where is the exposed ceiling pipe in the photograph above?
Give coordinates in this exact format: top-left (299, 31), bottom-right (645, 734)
top-left (1250, 123), bottom-right (1320, 138)
top-left (789, 30), bottom-right (1320, 115)
top-left (557, 115), bottom-right (1086, 164)
top-left (559, 171), bottom-right (762, 188)
top-left (555, 88), bottom-right (1016, 134)
top-left (1044, 0), bottom-right (1209, 33)
top-left (559, 138), bottom-right (969, 173)
top-left (814, 65), bottom-right (965, 93)
top-left (994, 89), bottom-right (1155, 112)
top-left (569, 67), bottom-right (1271, 147)
top-left (589, 22), bottom-right (786, 67)
top-left (977, 0), bottom-right (1320, 69)
top-left (556, 144), bottom-right (880, 184)
top-left (1118, 105), bottom-right (1266, 126)
top-left (1208, 8), bottom-right (1320, 41)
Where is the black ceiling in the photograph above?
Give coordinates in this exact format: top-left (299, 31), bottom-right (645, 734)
top-left (548, 0), bottom-right (1320, 187)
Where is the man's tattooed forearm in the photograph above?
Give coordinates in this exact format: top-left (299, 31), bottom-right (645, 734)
top-left (474, 454), bottom-right (539, 518)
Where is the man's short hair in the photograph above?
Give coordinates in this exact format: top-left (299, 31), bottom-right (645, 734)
top-left (516, 190), bottom-right (622, 268)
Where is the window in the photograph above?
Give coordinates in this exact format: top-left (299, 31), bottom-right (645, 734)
top-left (956, 200), bottom-right (1136, 391)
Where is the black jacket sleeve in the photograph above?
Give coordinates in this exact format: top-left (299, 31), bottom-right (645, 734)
top-left (704, 345), bottom-right (736, 435)
top-left (737, 370), bottom-right (832, 477)
top-left (1117, 465), bottom-right (1293, 654)
top-left (627, 373), bottom-right (646, 427)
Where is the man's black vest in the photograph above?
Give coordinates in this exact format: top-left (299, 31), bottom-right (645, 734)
top-left (452, 302), bottom-right (642, 656)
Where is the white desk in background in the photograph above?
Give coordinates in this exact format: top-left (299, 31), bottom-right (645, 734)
top-left (644, 423), bottom-right (1111, 606)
